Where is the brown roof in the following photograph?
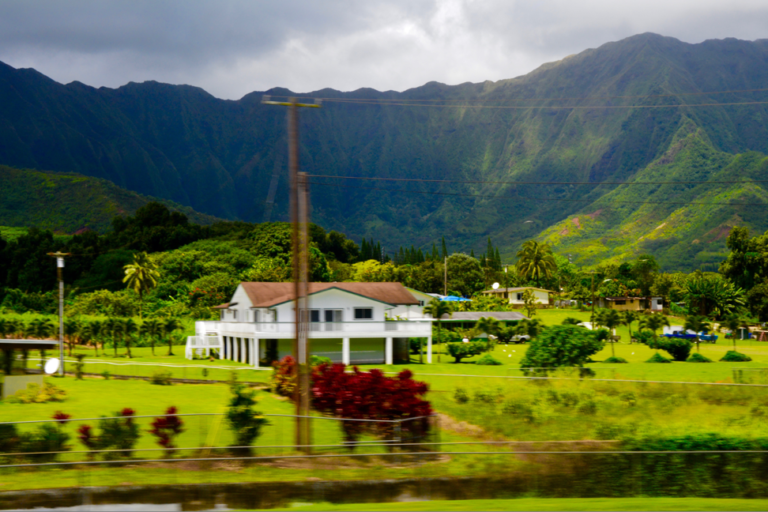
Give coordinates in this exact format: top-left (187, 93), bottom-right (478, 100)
top-left (239, 282), bottom-right (420, 308)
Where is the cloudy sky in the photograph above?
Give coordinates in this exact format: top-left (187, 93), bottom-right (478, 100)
top-left (0, 0), bottom-right (766, 100)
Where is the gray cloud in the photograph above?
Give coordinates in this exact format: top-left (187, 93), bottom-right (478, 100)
top-left (0, 0), bottom-right (766, 99)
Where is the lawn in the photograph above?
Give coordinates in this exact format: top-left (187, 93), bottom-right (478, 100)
top-left (264, 498), bottom-right (768, 511)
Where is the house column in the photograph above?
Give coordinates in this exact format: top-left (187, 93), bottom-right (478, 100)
top-left (342, 338), bottom-right (350, 365)
top-left (219, 334), bottom-right (225, 359)
top-left (234, 337), bottom-right (240, 363)
top-left (254, 338), bottom-right (260, 368)
top-left (427, 336), bottom-right (433, 364)
top-left (225, 337), bottom-right (231, 360)
top-left (385, 337), bottom-right (393, 365)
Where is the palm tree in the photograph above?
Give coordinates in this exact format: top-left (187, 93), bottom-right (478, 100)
top-left (162, 318), bottom-right (183, 356)
top-left (476, 316), bottom-right (501, 339)
top-left (140, 318), bottom-right (163, 356)
top-left (721, 315), bottom-right (742, 351)
top-left (80, 320), bottom-right (100, 357)
top-left (622, 310), bottom-right (639, 344)
top-left (423, 298), bottom-right (453, 363)
top-left (684, 315), bottom-right (712, 353)
top-left (123, 252), bottom-right (160, 319)
top-left (516, 318), bottom-right (544, 340)
top-left (110, 318), bottom-right (125, 357)
top-left (600, 309), bottom-right (623, 358)
top-left (561, 317), bottom-right (582, 326)
top-left (28, 317), bottom-right (55, 340)
top-left (102, 318), bottom-right (116, 357)
top-left (639, 314), bottom-right (670, 353)
top-left (123, 318), bottom-right (139, 358)
top-left (63, 318), bottom-right (81, 357)
top-left (515, 240), bottom-right (557, 287)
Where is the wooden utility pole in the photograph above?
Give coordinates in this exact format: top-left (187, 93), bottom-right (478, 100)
top-left (47, 251), bottom-right (70, 376)
top-left (262, 95), bottom-right (320, 451)
top-left (444, 256), bottom-right (447, 296)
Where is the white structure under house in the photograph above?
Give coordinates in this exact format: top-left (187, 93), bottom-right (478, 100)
top-left (188, 282), bottom-right (434, 366)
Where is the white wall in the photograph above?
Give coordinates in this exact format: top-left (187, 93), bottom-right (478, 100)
top-left (273, 287), bottom-right (389, 323)
top-left (509, 290), bottom-right (549, 305)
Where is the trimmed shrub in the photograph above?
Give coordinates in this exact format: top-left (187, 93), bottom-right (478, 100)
top-left (660, 338), bottom-right (692, 362)
top-left (687, 352), bottom-right (713, 363)
top-left (150, 371), bottom-right (173, 385)
top-left (7, 382), bottom-right (66, 404)
top-left (721, 351), bottom-right (752, 362)
top-left (271, 355), bottom-right (296, 397)
top-left (646, 353), bottom-right (672, 363)
top-left (446, 341), bottom-right (492, 363)
top-left (226, 381), bottom-right (268, 455)
top-left (520, 325), bottom-right (604, 373)
top-left (453, 387), bottom-right (469, 404)
top-left (603, 356), bottom-right (628, 363)
top-left (476, 354), bottom-right (502, 365)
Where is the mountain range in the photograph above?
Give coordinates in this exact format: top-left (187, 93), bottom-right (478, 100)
top-left (1, 33), bottom-right (768, 270)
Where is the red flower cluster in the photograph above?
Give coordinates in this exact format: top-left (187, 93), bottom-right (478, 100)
top-left (148, 406), bottom-right (185, 454)
top-left (52, 411), bottom-right (71, 425)
top-left (77, 424), bottom-right (96, 449)
top-left (311, 364), bottom-right (432, 444)
top-left (121, 408), bottom-right (136, 424)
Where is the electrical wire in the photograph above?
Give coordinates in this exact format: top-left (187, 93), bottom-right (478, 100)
top-left (307, 181), bottom-right (768, 207)
top-left (306, 174), bottom-right (768, 186)
top-left (301, 99), bottom-right (768, 110)
top-left (265, 86), bottom-right (768, 104)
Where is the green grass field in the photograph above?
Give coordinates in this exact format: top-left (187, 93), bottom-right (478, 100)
top-left (263, 498), bottom-right (768, 511)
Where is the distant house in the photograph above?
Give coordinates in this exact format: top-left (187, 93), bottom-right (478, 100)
top-left (188, 282), bottom-right (433, 366)
top-left (597, 296), bottom-right (663, 312)
top-left (481, 287), bottom-right (553, 305)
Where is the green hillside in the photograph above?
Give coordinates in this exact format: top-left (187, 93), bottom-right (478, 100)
top-left (0, 165), bottom-right (221, 233)
top-left (1, 33), bottom-right (768, 268)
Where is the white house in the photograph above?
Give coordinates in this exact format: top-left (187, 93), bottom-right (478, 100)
top-left (188, 282), bottom-right (434, 366)
top-left (481, 287), bottom-right (553, 305)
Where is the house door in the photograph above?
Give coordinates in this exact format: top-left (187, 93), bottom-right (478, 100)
top-left (325, 309), bottom-right (343, 331)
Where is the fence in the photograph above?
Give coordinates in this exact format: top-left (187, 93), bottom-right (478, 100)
top-left (4, 446), bottom-right (768, 509)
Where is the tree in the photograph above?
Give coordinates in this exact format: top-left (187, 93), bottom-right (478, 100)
top-left (684, 315), bottom-right (712, 353)
top-left (515, 241), bottom-right (557, 287)
top-left (123, 318), bottom-right (138, 358)
top-left (140, 318), bottom-right (163, 356)
top-left (599, 309), bottom-right (623, 358)
top-left (101, 318), bottom-right (116, 357)
top-left (226, 379), bottom-right (268, 455)
top-left (519, 325), bottom-right (604, 372)
top-left (521, 289), bottom-right (538, 318)
top-left (162, 318), bottom-right (183, 356)
top-left (80, 320), bottom-right (101, 357)
top-left (123, 252), bottom-right (160, 319)
top-left (446, 253), bottom-right (484, 297)
top-left (110, 318), bottom-right (125, 357)
top-left (621, 310), bottom-right (639, 344)
top-left (639, 314), bottom-right (670, 353)
top-left (63, 318), bottom-right (81, 357)
top-left (721, 314), bottom-right (743, 351)
top-left (516, 318), bottom-right (544, 340)
top-left (423, 298), bottom-right (452, 363)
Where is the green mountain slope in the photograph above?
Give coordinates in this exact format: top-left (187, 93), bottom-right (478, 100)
top-left (1, 33), bottom-right (768, 268)
top-left (0, 165), bottom-right (221, 233)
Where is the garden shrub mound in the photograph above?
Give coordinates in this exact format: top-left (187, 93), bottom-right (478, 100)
top-left (475, 354), bottom-right (502, 366)
top-left (646, 353), bottom-right (672, 363)
top-left (721, 350), bottom-right (752, 362)
top-left (687, 352), bottom-right (713, 363)
top-left (520, 325), bottom-right (604, 372)
top-left (603, 356), bottom-right (628, 364)
top-left (446, 341), bottom-right (493, 363)
top-left (660, 338), bottom-right (692, 362)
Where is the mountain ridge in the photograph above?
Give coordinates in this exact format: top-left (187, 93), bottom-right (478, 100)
top-left (1, 33), bottom-right (768, 269)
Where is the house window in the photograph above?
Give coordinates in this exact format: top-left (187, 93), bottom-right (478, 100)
top-left (232, 310), bottom-right (238, 321)
top-left (516, 293), bottom-right (523, 301)
top-left (252, 310), bottom-right (259, 323)
top-left (419, 300), bottom-right (425, 306)
top-left (615, 300), bottom-right (626, 305)
top-left (354, 308), bottom-right (373, 320)
top-left (220, 311), bottom-right (225, 321)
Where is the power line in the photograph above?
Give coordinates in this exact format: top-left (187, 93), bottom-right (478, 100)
top-left (300, 99), bottom-right (768, 110)
top-left (307, 181), bottom-right (767, 207)
top-left (306, 174), bottom-right (768, 187)
top-left (265, 85), bottom-right (768, 104)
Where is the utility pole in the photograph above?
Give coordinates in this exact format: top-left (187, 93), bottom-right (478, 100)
top-left (47, 251), bottom-right (70, 376)
top-left (262, 95), bottom-right (320, 451)
top-left (585, 271), bottom-right (597, 325)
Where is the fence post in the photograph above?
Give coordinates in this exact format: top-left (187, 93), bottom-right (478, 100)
top-left (395, 420), bottom-right (402, 465)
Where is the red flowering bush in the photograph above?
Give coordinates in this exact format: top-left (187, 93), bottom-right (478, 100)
top-left (148, 406), bottom-right (185, 457)
top-left (52, 411), bottom-right (71, 425)
top-left (311, 364), bottom-right (433, 448)
top-left (271, 356), bottom-right (297, 397)
top-left (77, 408), bottom-right (140, 459)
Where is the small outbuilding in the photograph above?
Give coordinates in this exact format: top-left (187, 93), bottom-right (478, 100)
top-left (481, 287), bottom-right (553, 305)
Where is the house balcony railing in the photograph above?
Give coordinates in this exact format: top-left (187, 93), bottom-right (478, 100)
top-left (196, 320), bottom-right (433, 337)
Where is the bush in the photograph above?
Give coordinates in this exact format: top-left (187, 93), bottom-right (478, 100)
top-left (150, 371), bottom-right (173, 385)
top-left (687, 352), bottom-right (713, 363)
top-left (502, 398), bottom-right (535, 422)
top-left (148, 406), bottom-right (185, 457)
top-left (310, 355), bottom-right (332, 366)
top-left (101, 371), bottom-right (111, 380)
top-left (519, 325), bottom-right (604, 372)
top-left (603, 356), bottom-right (628, 363)
top-left (660, 338), bottom-right (692, 362)
top-left (453, 387), bottom-right (469, 404)
top-left (646, 353), bottom-right (672, 363)
top-left (226, 381), bottom-right (269, 455)
top-left (721, 350), bottom-right (752, 362)
top-left (74, 354), bottom-right (86, 380)
top-left (446, 341), bottom-right (492, 363)
top-left (473, 388), bottom-right (502, 404)
top-left (271, 356), bottom-right (296, 397)
top-left (476, 354), bottom-right (502, 366)
top-left (7, 382), bottom-right (66, 404)
top-left (79, 408), bottom-right (141, 459)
